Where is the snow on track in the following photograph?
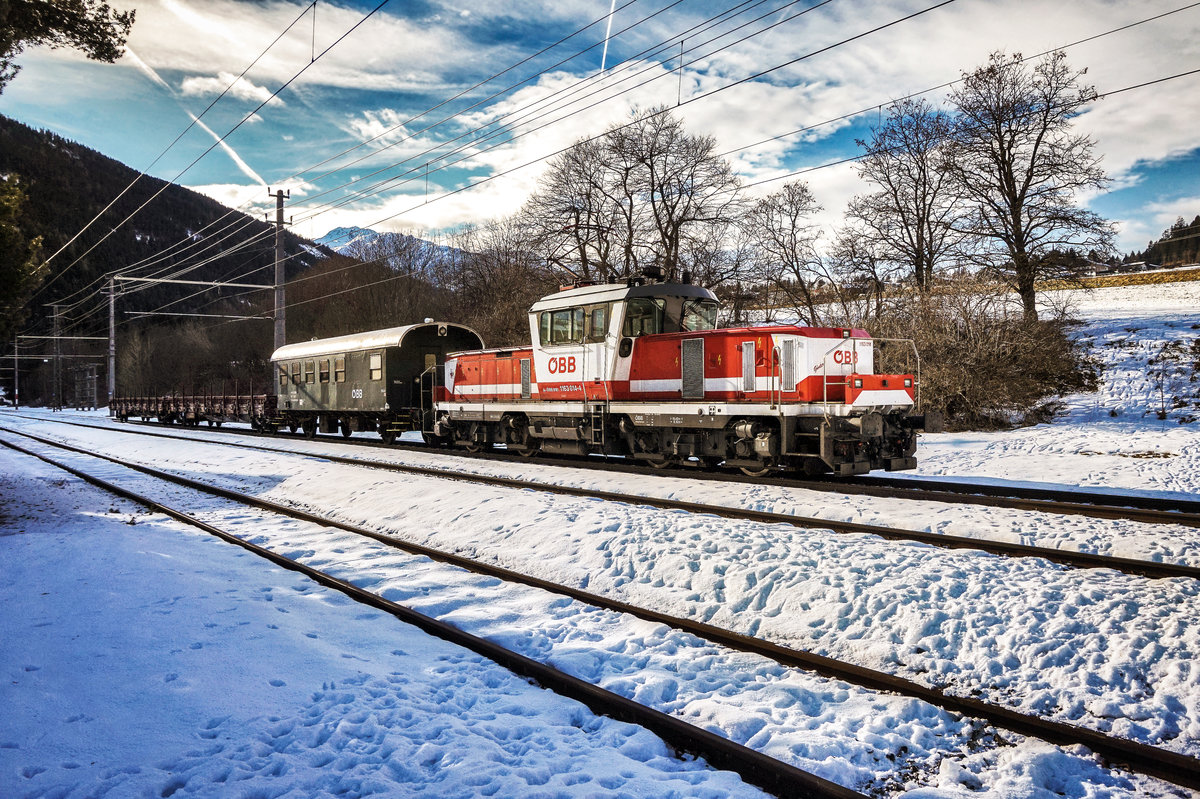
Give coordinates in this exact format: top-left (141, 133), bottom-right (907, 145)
top-left (0, 444), bottom-right (766, 799)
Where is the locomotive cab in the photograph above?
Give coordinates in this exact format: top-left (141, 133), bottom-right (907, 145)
top-left (528, 282), bottom-right (720, 402)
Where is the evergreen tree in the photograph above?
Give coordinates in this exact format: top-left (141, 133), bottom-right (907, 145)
top-left (0, 178), bottom-right (44, 340)
top-left (0, 0), bottom-right (135, 92)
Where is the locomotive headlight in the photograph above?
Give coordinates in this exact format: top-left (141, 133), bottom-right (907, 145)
top-left (904, 378), bottom-right (912, 387)
top-left (853, 378), bottom-right (863, 388)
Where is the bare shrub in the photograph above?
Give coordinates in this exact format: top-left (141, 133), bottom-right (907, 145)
top-left (863, 277), bottom-right (1098, 429)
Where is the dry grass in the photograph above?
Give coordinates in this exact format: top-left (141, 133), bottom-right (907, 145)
top-left (1040, 267), bottom-right (1200, 291)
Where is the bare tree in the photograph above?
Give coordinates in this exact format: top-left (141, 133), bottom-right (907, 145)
top-left (847, 97), bottom-right (966, 291)
top-left (621, 109), bottom-right (743, 280)
top-left (825, 222), bottom-right (905, 325)
top-left (444, 220), bottom-right (558, 346)
top-left (743, 180), bottom-right (828, 324)
top-left (518, 107), bottom-right (743, 286)
top-left (948, 51), bottom-right (1114, 323)
top-left (522, 138), bottom-right (621, 282)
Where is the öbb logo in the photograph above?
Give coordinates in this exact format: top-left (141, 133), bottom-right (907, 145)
top-left (833, 350), bottom-right (859, 365)
top-left (547, 356), bottom-right (577, 374)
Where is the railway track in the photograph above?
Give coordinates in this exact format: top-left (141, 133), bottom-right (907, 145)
top-left (0, 431), bottom-right (861, 799)
top-left (33, 410), bottom-right (1200, 528)
top-left (9, 413), bottom-right (1200, 581)
top-left (3, 423), bottom-right (1199, 794)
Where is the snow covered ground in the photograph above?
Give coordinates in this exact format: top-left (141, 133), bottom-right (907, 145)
top-left (2, 281), bottom-right (1198, 798)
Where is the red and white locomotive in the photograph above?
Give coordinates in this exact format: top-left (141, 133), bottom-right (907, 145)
top-left (429, 277), bottom-right (939, 475)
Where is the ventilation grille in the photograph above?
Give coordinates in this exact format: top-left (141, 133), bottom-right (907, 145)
top-left (682, 338), bottom-right (704, 399)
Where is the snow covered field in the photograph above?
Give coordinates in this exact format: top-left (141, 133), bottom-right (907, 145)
top-left (2, 281), bottom-right (1198, 798)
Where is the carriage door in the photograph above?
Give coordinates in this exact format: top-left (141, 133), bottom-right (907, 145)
top-left (682, 338), bottom-right (705, 399)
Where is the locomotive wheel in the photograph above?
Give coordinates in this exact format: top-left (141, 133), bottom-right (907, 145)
top-left (648, 457), bottom-right (676, 470)
top-left (739, 460), bottom-right (774, 478)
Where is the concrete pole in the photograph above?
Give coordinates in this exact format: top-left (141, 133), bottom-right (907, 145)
top-left (107, 277), bottom-right (116, 404)
top-left (52, 304), bottom-right (61, 410)
top-left (11, 339), bottom-right (17, 409)
top-left (272, 189), bottom-right (289, 352)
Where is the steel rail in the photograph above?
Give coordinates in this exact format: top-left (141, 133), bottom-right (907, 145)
top-left (0, 432), bottom-right (864, 799)
top-left (23, 414), bottom-right (1200, 581)
top-left (14, 411), bottom-right (1198, 525)
top-left (3, 425), bottom-right (1199, 793)
top-left (122, 411), bottom-right (1200, 526)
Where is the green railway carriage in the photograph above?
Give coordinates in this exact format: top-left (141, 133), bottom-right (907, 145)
top-left (270, 321), bottom-right (483, 441)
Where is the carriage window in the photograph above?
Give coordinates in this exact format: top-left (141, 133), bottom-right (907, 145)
top-left (334, 356), bottom-right (346, 383)
top-left (622, 297), bottom-right (665, 337)
top-left (304, 361), bottom-right (315, 383)
top-left (290, 362), bottom-right (300, 384)
top-left (278, 365), bottom-right (288, 388)
top-left (319, 359), bottom-right (330, 383)
top-left (369, 353), bottom-right (383, 381)
top-left (681, 299), bottom-right (719, 332)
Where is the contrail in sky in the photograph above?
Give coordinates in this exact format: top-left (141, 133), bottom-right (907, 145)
top-left (124, 47), bottom-right (268, 187)
top-left (600, 0), bottom-right (616, 72)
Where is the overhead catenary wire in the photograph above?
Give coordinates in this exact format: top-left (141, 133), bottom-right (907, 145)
top-left (279, 0), bottom-right (829, 223)
top-left (129, 0), bottom-right (1191, 334)
top-left (27, 0), bottom-right (395, 308)
top-left (37, 2), bottom-right (1200, 342)
top-left (44, 0), bottom-right (835, 333)
top-left (27, 0), bottom-right (678, 324)
top-left (34, 0), bottom-right (320, 279)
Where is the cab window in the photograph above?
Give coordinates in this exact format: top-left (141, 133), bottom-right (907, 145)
top-left (539, 308), bottom-right (586, 346)
top-left (586, 304), bottom-right (609, 343)
top-left (681, 299), bottom-right (719, 332)
top-left (622, 298), bottom-right (665, 337)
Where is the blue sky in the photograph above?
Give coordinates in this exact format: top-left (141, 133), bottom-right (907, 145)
top-left (3, 0), bottom-right (1199, 255)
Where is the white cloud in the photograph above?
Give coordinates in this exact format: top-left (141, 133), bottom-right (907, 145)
top-left (179, 72), bottom-right (284, 106)
top-left (67, 0), bottom-right (1200, 247)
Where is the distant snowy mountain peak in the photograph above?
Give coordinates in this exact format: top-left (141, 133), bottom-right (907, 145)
top-left (315, 226), bottom-right (379, 252)
top-left (316, 226), bottom-right (459, 270)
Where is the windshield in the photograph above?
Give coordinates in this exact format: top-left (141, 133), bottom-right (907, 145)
top-left (681, 299), bottom-right (719, 332)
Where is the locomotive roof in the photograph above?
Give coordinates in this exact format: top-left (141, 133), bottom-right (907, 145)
top-left (529, 281), bottom-right (718, 312)
top-left (270, 322), bottom-right (482, 361)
